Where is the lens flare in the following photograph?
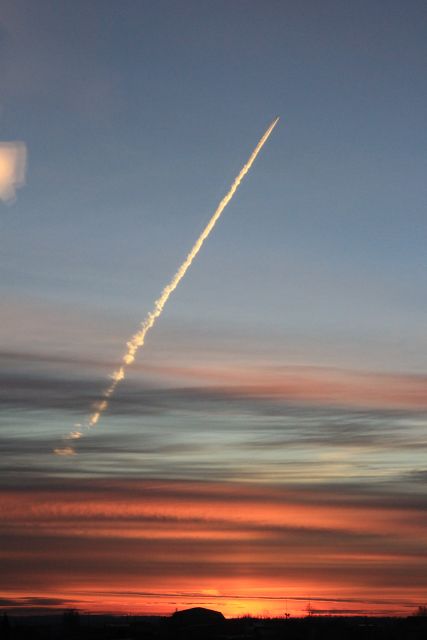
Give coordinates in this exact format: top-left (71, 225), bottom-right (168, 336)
top-left (0, 142), bottom-right (27, 203)
top-left (54, 117), bottom-right (279, 455)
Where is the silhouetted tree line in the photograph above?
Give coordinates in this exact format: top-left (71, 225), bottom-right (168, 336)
top-left (1, 608), bottom-right (427, 640)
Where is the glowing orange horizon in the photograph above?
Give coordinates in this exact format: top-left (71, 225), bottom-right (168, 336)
top-left (1, 586), bottom-right (418, 618)
top-left (1, 478), bottom-right (425, 618)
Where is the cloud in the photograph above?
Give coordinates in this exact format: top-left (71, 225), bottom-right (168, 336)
top-left (1, 478), bottom-right (426, 616)
top-left (0, 596), bottom-right (76, 607)
top-left (0, 141), bottom-right (26, 202)
top-left (1, 354), bottom-right (427, 487)
top-left (2, 359), bottom-right (427, 416)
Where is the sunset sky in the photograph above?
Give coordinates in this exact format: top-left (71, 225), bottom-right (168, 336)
top-left (1, 0), bottom-right (427, 618)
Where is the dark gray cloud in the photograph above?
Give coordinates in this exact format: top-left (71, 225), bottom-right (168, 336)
top-left (2, 368), bottom-right (425, 426)
top-left (0, 348), bottom-right (110, 368)
top-left (0, 596), bottom-right (76, 607)
top-left (2, 367), bottom-right (426, 491)
top-left (2, 472), bottom-right (427, 513)
top-left (2, 349), bottom-right (426, 499)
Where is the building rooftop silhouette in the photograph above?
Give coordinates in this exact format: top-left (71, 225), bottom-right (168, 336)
top-left (171, 607), bottom-right (225, 626)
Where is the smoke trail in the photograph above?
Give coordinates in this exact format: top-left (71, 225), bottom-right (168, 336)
top-left (54, 117), bottom-right (279, 455)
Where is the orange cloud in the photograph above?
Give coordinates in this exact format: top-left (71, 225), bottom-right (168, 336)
top-left (1, 479), bottom-right (426, 617)
top-left (140, 363), bottom-right (427, 410)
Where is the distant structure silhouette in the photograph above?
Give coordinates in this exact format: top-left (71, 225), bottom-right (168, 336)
top-left (62, 609), bottom-right (80, 635)
top-left (171, 607), bottom-right (225, 627)
top-left (414, 605), bottom-right (427, 616)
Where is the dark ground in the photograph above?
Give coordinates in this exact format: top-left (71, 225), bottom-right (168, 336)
top-left (2, 611), bottom-right (427, 640)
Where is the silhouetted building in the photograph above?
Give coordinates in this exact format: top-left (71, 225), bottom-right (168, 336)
top-left (171, 607), bottom-right (225, 633)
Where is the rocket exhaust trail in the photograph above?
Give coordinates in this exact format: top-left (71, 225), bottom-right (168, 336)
top-left (54, 117), bottom-right (279, 455)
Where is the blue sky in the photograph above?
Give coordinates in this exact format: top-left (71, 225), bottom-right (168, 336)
top-left (2, 0), bottom-right (426, 376)
top-left (1, 0), bottom-right (427, 616)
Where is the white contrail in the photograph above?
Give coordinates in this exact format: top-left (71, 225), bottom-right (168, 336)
top-left (54, 117), bottom-right (279, 455)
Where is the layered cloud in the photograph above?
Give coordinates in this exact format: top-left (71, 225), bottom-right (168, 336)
top-left (2, 349), bottom-right (427, 485)
top-left (1, 478), bottom-right (426, 617)
top-left (2, 349), bottom-right (426, 616)
top-left (2, 351), bottom-right (427, 414)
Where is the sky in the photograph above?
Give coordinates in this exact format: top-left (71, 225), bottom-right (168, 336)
top-left (1, 0), bottom-right (427, 618)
